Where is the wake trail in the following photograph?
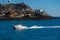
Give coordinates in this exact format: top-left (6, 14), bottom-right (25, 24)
top-left (13, 25), bottom-right (60, 30)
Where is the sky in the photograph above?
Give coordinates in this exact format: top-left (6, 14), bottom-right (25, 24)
top-left (0, 0), bottom-right (60, 17)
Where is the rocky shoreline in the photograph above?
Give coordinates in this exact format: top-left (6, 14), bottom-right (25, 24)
top-left (0, 17), bottom-right (59, 20)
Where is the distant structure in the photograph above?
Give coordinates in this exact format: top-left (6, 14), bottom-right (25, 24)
top-left (8, 0), bottom-right (11, 4)
top-left (35, 10), bottom-right (41, 16)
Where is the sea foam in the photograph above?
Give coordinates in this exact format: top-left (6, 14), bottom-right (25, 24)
top-left (13, 25), bottom-right (60, 30)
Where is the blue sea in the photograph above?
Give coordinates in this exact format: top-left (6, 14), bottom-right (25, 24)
top-left (0, 20), bottom-right (60, 40)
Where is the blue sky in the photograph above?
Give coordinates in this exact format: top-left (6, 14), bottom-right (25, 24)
top-left (0, 0), bottom-right (60, 17)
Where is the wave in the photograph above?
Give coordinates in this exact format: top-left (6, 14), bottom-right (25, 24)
top-left (13, 25), bottom-right (60, 30)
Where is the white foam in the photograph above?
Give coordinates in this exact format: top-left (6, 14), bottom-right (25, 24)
top-left (13, 25), bottom-right (60, 30)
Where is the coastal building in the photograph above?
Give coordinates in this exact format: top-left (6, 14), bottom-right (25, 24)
top-left (35, 10), bottom-right (41, 16)
top-left (40, 10), bottom-right (49, 16)
top-left (20, 10), bottom-right (35, 18)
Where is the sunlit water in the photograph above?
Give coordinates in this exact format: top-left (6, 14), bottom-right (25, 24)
top-left (0, 20), bottom-right (60, 40)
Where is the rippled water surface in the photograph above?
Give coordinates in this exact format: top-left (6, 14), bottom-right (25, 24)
top-left (0, 20), bottom-right (60, 40)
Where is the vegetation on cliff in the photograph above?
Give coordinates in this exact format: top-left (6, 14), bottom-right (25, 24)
top-left (0, 3), bottom-right (53, 20)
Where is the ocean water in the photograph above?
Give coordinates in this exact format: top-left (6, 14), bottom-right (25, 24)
top-left (0, 20), bottom-right (60, 40)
